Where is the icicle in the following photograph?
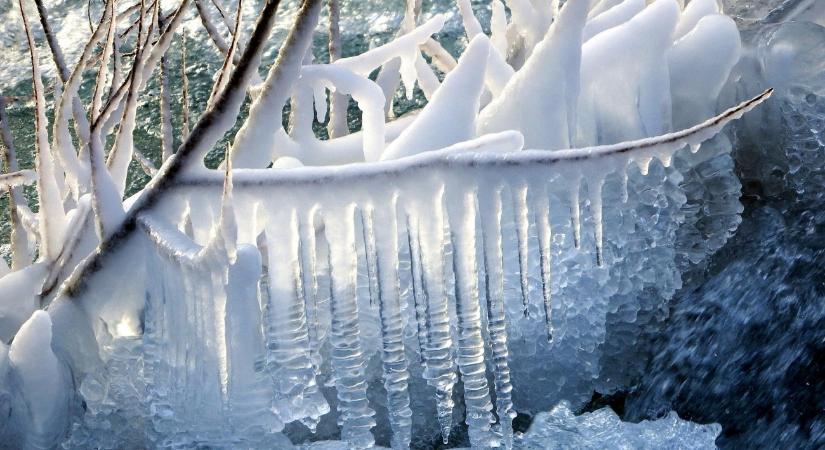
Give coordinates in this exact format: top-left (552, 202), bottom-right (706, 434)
top-left (512, 183), bottom-right (531, 317)
top-left (569, 176), bottom-right (582, 249)
top-left (262, 211), bottom-right (326, 426)
top-left (690, 143), bottom-right (701, 153)
top-left (297, 209), bottom-right (321, 372)
top-left (208, 150), bottom-right (238, 262)
top-left (479, 185), bottom-right (515, 448)
top-left (533, 185), bottom-right (553, 342)
top-left (446, 187), bottom-right (496, 448)
top-left (414, 188), bottom-right (456, 444)
top-left (405, 216), bottom-right (429, 361)
top-left (225, 244), bottom-right (281, 433)
top-left (637, 156), bottom-right (653, 176)
top-left (360, 207), bottom-right (379, 307)
top-left (369, 200), bottom-right (413, 449)
top-left (323, 207), bottom-right (376, 449)
top-left (588, 176), bottom-right (606, 266)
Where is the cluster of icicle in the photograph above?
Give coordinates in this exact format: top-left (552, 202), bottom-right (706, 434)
top-left (0, 0), bottom-right (772, 448)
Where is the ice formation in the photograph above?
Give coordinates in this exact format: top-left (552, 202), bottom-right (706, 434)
top-left (0, 0), bottom-right (776, 448)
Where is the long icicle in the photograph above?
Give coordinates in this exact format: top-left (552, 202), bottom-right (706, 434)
top-left (447, 187), bottom-right (496, 448)
top-left (324, 207), bottom-right (376, 449)
top-left (512, 183), bottom-right (531, 317)
top-left (369, 200), bottom-right (413, 449)
top-left (415, 187), bottom-right (456, 444)
top-left (479, 184), bottom-right (515, 448)
top-left (406, 215), bottom-right (429, 362)
top-left (533, 184), bottom-right (554, 342)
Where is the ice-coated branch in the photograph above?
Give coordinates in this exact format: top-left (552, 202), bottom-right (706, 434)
top-left (211, 0), bottom-right (235, 29)
top-left (159, 13), bottom-right (175, 162)
top-left (335, 15), bottom-right (446, 76)
top-left (19, 0), bottom-right (67, 262)
top-left (0, 97), bottom-right (32, 270)
top-left (176, 90), bottom-right (772, 190)
top-left (33, 0), bottom-right (92, 146)
top-left (195, 0), bottom-right (233, 57)
top-left (0, 170), bottom-right (37, 189)
top-left (326, 0), bottom-right (348, 138)
top-left (52, 0), bottom-right (112, 199)
top-left (207, 0), bottom-right (245, 108)
top-left (106, 0), bottom-right (156, 197)
top-left (96, 0), bottom-right (190, 136)
top-left (57, 0), bottom-right (288, 298)
top-left (229, 0), bottom-right (323, 169)
top-left (91, 0), bottom-right (117, 123)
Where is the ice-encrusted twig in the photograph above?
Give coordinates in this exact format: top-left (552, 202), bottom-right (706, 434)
top-left (0, 97), bottom-right (32, 270)
top-left (33, 0), bottom-right (92, 147)
top-left (91, 0), bottom-right (117, 123)
top-left (106, 0), bottom-right (156, 197)
top-left (0, 170), bottom-right (38, 188)
top-left (207, 0), bottom-right (245, 108)
top-left (19, 0), bottom-right (67, 262)
top-left (96, 0), bottom-right (190, 138)
top-left (159, 12), bottom-right (175, 162)
top-left (52, 0), bottom-right (112, 199)
top-left (195, 0), bottom-right (233, 58)
top-left (181, 32), bottom-right (191, 139)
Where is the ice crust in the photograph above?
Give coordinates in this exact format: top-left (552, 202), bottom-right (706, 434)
top-left (0, 0), bottom-right (779, 448)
